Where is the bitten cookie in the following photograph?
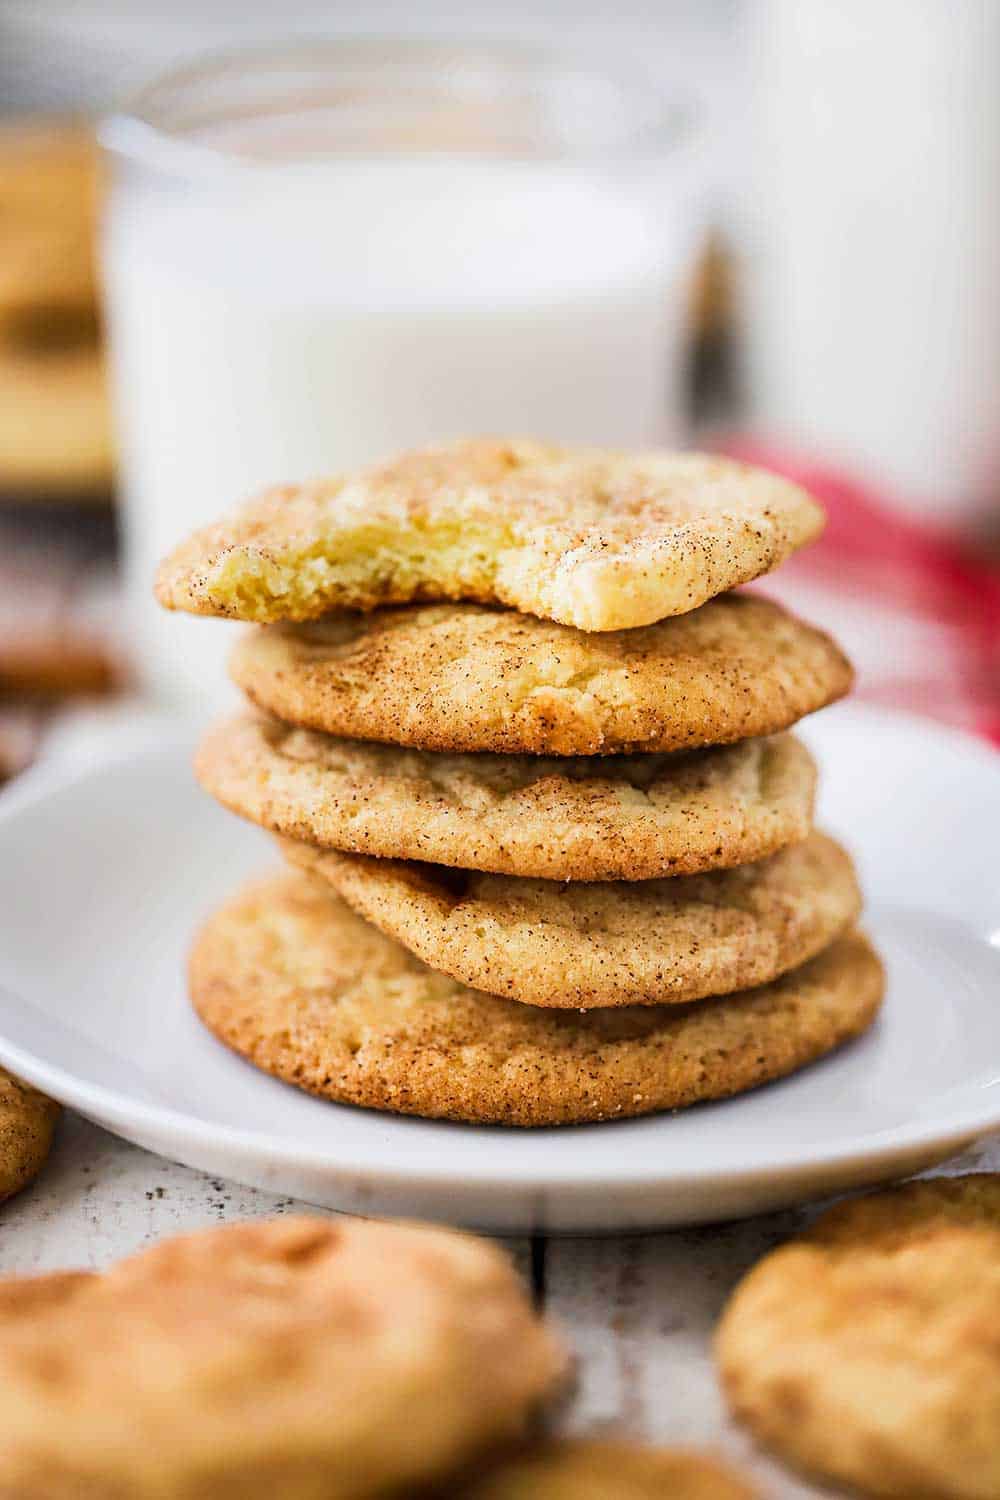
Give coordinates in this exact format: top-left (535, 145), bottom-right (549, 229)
top-left (190, 873), bottom-right (884, 1127)
top-left (0, 1214), bottom-right (565, 1498)
top-left (156, 438), bottom-right (824, 630)
top-left (282, 830), bottom-right (862, 1009)
top-left (0, 1070), bottom-right (58, 1203)
top-left (716, 1174), bottom-right (1000, 1500)
top-left (197, 716), bottom-right (817, 882)
top-left (230, 594), bottom-right (851, 756)
top-left (458, 1440), bottom-right (757, 1499)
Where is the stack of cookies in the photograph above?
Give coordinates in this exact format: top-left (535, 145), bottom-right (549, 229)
top-left (157, 439), bottom-right (884, 1127)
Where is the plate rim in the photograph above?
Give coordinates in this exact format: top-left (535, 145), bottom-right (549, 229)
top-left (0, 1027), bottom-right (995, 1199)
top-left (0, 701), bottom-right (998, 1200)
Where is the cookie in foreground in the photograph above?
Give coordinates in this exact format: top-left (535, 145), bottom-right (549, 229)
top-left (0, 1069), bottom-right (59, 1203)
top-left (197, 715), bottom-right (817, 882)
top-left (716, 1174), bottom-right (1000, 1500)
top-left (0, 1214), bottom-right (565, 1497)
top-left (456, 1439), bottom-right (757, 1499)
top-left (282, 830), bottom-right (862, 1010)
top-left (190, 872), bottom-right (884, 1126)
top-left (231, 593), bottom-right (851, 756)
top-left (156, 437), bottom-right (824, 631)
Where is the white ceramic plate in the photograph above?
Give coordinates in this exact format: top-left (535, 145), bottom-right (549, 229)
top-left (0, 702), bottom-right (998, 1233)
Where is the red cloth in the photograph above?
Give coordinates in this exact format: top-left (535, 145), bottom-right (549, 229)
top-left (721, 442), bottom-right (1000, 746)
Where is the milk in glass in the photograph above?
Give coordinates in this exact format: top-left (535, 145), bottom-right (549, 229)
top-left (102, 50), bottom-right (697, 702)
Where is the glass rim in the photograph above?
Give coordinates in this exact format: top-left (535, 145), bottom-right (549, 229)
top-left (99, 35), bottom-right (700, 174)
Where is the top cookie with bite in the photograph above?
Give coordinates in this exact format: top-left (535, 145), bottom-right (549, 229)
top-left (156, 438), bottom-right (824, 632)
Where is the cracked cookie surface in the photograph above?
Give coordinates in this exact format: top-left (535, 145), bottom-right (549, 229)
top-left (717, 1175), bottom-right (1000, 1500)
top-left (156, 438), bottom-right (824, 631)
top-left (0, 1214), bottom-right (565, 1497)
top-left (282, 830), bottom-right (861, 1009)
top-left (190, 872), bottom-right (884, 1126)
top-left (231, 593), bottom-right (851, 756)
top-left (196, 715), bottom-right (817, 881)
top-left (0, 1070), bottom-right (58, 1203)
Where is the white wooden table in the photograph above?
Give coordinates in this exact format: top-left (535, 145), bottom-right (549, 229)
top-left (5, 1109), bottom-right (996, 1499)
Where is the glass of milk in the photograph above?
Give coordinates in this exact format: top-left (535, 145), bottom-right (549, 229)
top-left (742, 0), bottom-right (1000, 528)
top-left (101, 41), bottom-right (701, 705)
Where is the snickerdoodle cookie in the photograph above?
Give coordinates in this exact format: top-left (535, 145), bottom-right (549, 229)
top-left (190, 873), bottom-right (883, 1126)
top-left (0, 1070), bottom-right (58, 1203)
top-left (196, 716), bottom-right (817, 882)
top-left (0, 1213), bottom-right (565, 1498)
top-left (458, 1440), bottom-right (757, 1499)
top-left (230, 593), bottom-right (851, 756)
top-left (717, 1174), bottom-right (1000, 1500)
top-left (282, 830), bottom-right (861, 1009)
top-left (0, 339), bottom-right (111, 497)
top-left (155, 438), bottom-right (824, 631)
top-left (0, 121), bottom-right (98, 323)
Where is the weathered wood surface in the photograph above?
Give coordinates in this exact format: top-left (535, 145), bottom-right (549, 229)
top-left (3, 1111), bottom-right (996, 1499)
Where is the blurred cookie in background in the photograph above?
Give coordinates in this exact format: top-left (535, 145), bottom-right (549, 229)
top-left (0, 508), bottom-right (120, 701)
top-left (0, 706), bottom-right (43, 785)
top-left (0, 119), bottom-right (113, 502)
top-left (0, 328), bottom-right (112, 500)
top-left (0, 119), bottom-right (119, 761)
top-left (0, 119), bottom-right (99, 324)
top-left (687, 232), bottom-right (739, 428)
top-left (457, 1440), bottom-right (757, 1499)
